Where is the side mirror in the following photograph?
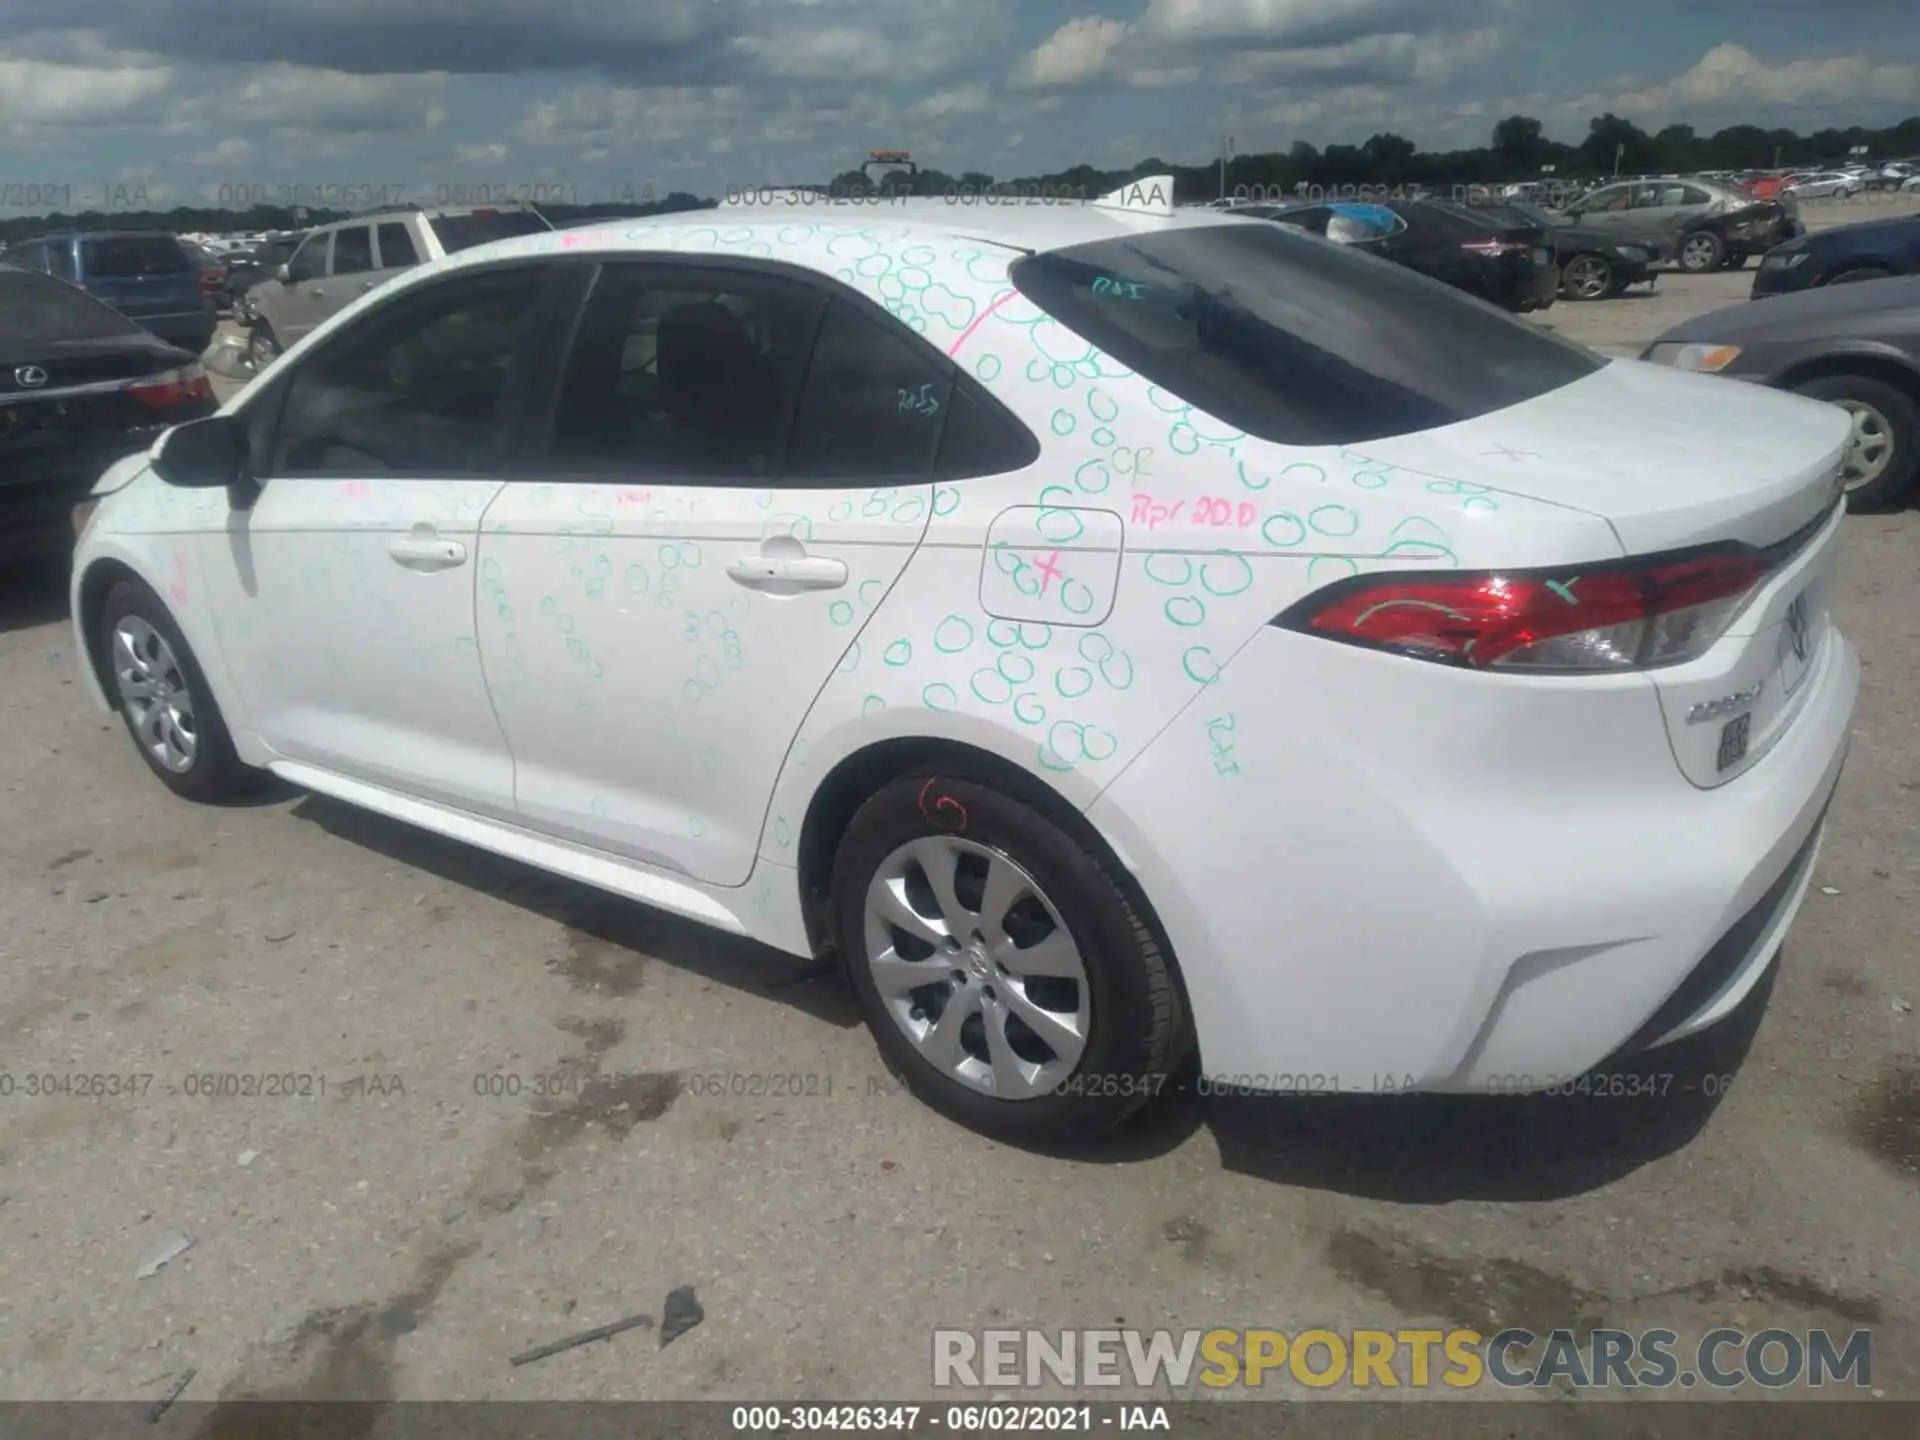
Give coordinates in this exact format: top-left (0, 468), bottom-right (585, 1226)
top-left (151, 415), bottom-right (258, 509)
top-left (276, 263), bottom-right (291, 283)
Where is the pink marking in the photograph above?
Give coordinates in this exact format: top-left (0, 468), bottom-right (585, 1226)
top-left (168, 552), bottom-right (190, 606)
top-left (615, 487), bottom-right (652, 505)
top-left (561, 233), bottom-right (586, 250)
top-left (946, 288), bottom-right (1021, 358)
top-left (341, 481), bottom-right (369, 498)
top-left (1033, 551), bottom-right (1065, 594)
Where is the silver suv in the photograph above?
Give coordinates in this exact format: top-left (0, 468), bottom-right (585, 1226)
top-left (245, 202), bottom-right (552, 366)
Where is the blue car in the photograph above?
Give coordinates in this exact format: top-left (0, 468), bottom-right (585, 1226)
top-left (1751, 214), bottom-right (1920, 298)
top-left (5, 231), bottom-right (217, 354)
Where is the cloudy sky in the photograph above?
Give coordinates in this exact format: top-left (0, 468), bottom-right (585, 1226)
top-left (2, 0), bottom-right (1916, 212)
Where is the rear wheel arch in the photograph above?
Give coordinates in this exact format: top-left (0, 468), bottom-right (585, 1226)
top-left (1825, 264), bottom-right (1896, 285)
top-left (793, 736), bottom-right (1191, 1015)
top-left (1772, 352), bottom-right (1920, 403)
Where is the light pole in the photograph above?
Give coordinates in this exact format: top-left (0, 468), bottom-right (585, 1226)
top-left (1220, 134), bottom-right (1235, 200)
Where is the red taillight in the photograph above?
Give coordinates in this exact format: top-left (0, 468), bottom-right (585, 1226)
top-left (129, 366), bottom-right (216, 409)
top-left (1275, 547), bottom-right (1771, 673)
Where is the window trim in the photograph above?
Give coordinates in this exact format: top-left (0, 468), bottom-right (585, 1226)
top-left (254, 258), bottom-right (575, 484)
top-left (513, 253), bottom-right (1038, 490)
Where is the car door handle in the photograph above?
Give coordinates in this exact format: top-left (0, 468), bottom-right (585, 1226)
top-left (389, 537), bottom-right (467, 570)
top-left (727, 555), bottom-right (847, 589)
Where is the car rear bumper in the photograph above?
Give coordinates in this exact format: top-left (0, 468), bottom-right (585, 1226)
top-left (1084, 622), bottom-right (1857, 1093)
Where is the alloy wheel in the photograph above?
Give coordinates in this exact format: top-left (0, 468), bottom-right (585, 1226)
top-left (1833, 401), bottom-right (1894, 490)
top-left (1563, 255), bottom-right (1613, 299)
top-left (112, 616), bottom-right (198, 773)
top-left (862, 835), bottom-right (1090, 1099)
top-left (1681, 235), bottom-right (1718, 271)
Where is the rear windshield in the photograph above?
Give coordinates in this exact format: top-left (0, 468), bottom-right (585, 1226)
top-left (1009, 223), bottom-right (1603, 446)
top-left (84, 234), bottom-right (192, 277)
top-left (0, 268), bottom-right (143, 340)
top-left (426, 209), bottom-right (552, 253)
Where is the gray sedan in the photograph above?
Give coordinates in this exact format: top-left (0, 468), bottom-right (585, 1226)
top-left (1641, 274), bottom-right (1920, 510)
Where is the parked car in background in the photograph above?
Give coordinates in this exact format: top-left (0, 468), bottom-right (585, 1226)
top-left (1865, 163), bottom-right (1916, 192)
top-left (1236, 198), bottom-right (1558, 312)
top-left (185, 243), bottom-right (233, 317)
top-left (1783, 173), bottom-right (1866, 201)
top-left (245, 202), bottom-right (553, 366)
top-left (224, 232), bottom-right (310, 325)
top-left (1646, 274), bottom-right (1920, 510)
top-left (1556, 178), bottom-right (1797, 273)
top-left (5, 232), bottom-right (217, 354)
top-left (1466, 197), bottom-right (1654, 300)
top-left (1752, 215), bottom-right (1920, 298)
top-left (2, 264), bottom-right (218, 560)
top-left (64, 197), bottom-right (1858, 1141)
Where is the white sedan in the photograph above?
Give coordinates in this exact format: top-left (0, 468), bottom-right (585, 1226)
top-left (69, 180), bottom-right (1857, 1142)
top-left (1783, 172), bottom-right (1865, 199)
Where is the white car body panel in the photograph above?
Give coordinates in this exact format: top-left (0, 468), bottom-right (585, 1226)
top-left (70, 204), bottom-right (1859, 1096)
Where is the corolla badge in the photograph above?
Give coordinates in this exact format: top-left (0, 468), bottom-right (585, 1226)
top-left (1686, 681), bottom-right (1764, 724)
top-left (14, 365), bottom-right (49, 388)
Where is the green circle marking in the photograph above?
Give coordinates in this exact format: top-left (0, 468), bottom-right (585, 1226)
top-left (1051, 410), bottom-right (1076, 436)
top-left (1262, 511), bottom-right (1307, 548)
top-left (829, 600), bottom-right (855, 626)
top-left (1200, 552), bottom-right (1254, 597)
top-left (1165, 595), bottom-right (1206, 627)
top-left (934, 614), bottom-right (975, 653)
top-left (997, 651), bottom-right (1036, 684)
top-left (1143, 553), bottom-right (1192, 587)
top-left (1183, 646), bottom-right (1221, 685)
top-left (884, 638), bottom-right (913, 666)
top-left (1054, 666), bottom-right (1093, 698)
top-left (1060, 578), bottom-right (1095, 615)
top-left (922, 682), bottom-right (959, 711)
top-left (970, 668), bottom-right (1013, 704)
top-left (1308, 504), bottom-right (1361, 538)
top-left (1013, 693), bottom-right (1046, 725)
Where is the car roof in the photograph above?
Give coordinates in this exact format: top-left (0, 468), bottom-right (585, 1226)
top-left (468, 190), bottom-right (1258, 264)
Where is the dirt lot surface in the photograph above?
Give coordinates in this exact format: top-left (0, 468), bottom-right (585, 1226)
top-left (2, 197), bottom-right (1916, 1424)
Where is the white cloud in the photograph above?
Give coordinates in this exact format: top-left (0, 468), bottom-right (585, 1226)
top-left (916, 86), bottom-right (993, 118)
top-left (190, 137), bottom-right (252, 165)
top-left (454, 140), bottom-right (509, 162)
top-left (0, 57), bottom-right (175, 141)
top-left (1013, 17), bottom-right (1129, 89)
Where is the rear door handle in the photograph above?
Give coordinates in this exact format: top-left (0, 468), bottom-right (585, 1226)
top-left (389, 537), bottom-right (467, 570)
top-left (727, 555), bottom-right (847, 590)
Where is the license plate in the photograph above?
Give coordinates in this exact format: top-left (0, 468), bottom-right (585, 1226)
top-left (1717, 712), bottom-right (1752, 772)
top-left (1779, 592), bottom-right (1816, 697)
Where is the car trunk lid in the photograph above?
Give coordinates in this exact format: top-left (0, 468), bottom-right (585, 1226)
top-left (1339, 357), bottom-right (1849, 553)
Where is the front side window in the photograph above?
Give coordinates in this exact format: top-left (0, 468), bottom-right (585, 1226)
top-left (330, 227), bottom-right (373, 275)
top-left (545, 263), bottom-right (824, 478)
top-left (269, 267), bottom-right (551, 476)
top-left (1585, 186), bottom-right (1630, 213)
top-left (286, 235), bottom-right (325, 283)
top-left (1009, 223), bottom-right (1604, 447)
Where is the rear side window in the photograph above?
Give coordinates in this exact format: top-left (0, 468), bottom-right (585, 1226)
top-left (786, 299), bottom-right (952, 481)
top-left (376, 223), bottom-right (420, 269)
top-left (84, 235), bottom-right (191, 277)
top-left (935, 383), bottom-right (1039, 480)
top-left (427, 209), bottom-right (552, 254)
top-left (0, 268), bottom-right (143, 342)
top-left (331, 227), bottom-right (373, 275)
top-left (1009, 223), bottom-right (1604, 447)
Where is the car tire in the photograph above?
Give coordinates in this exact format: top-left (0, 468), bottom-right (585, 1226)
top-left (100, 578), bottom-right (256, 802)
top-left (1560, 253), bottom-right (1619, 301)
top-left (1792, 373), bottom-right (1919, 512)
top-left (832, 770), bottom-right (1185, 1144)
top-left (248, 324), bottom-right (281, 368)
top-left (1828, 266), bottom-right (1894, 285)
top-left (1678, 230), bottom-right (1725, 274)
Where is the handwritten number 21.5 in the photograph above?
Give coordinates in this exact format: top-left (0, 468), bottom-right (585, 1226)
top-left (1206, 714), bottom-right (1240, 777)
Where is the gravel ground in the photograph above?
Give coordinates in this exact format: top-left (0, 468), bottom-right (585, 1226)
top-left (1, 197), bottom-right (1915, 1422)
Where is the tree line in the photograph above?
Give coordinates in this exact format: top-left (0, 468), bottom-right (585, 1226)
top-left (4, 111), bottom-right (1918, 243)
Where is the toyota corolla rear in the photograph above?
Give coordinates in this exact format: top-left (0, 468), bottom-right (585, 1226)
top-left (1005, 217), bottom-right (1858, 1092)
